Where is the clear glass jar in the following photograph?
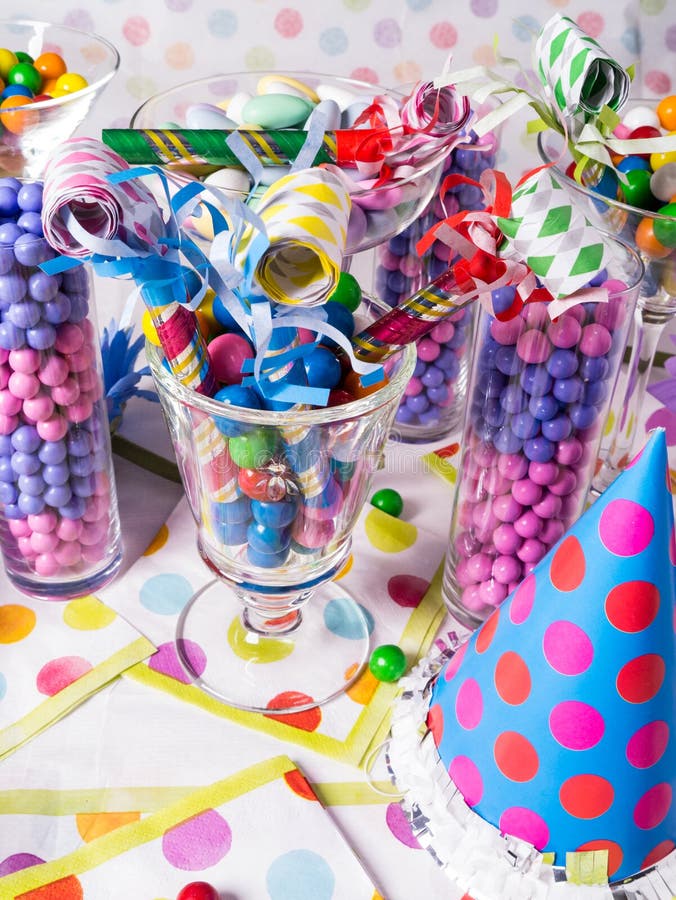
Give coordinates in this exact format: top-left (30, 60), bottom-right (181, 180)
top-left (441, 238), bottom-right (643, 628)
top-left (0, 177), bottom-right (122, 599)
top-left (374, 127), bottom-right (498, 442)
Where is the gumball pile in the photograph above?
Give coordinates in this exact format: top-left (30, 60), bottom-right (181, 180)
top-left (571, 95), bottom-right (676, 293)
top-left (448, 273), bottom-right (631, 621)
top-left (181, 72), bottom-right (451, 253)
top-left (146, 274), bottom-right (403, 573)
top-left (0, 46), bottom-right (88, 136)
top-left (0, 176), bottom-right (117, 585)
top-left (374, 126), bottom-right (498, 439)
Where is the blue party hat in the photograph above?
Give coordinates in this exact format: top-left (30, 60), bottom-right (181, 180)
top-left (391, 430), bottom-right (675, 896)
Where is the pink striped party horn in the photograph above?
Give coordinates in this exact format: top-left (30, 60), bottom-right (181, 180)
top-left (41, 137), bottom-right (217, 396)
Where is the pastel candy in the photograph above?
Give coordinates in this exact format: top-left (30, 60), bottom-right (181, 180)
top-left (185, 103), bottom-right (238, 130)
top-left (241, 94), bottom-right (313, 129)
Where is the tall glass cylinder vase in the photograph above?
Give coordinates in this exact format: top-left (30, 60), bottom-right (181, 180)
top-left (0, 177), bottom-right (122, 599)
top-left (441, 239), bottom-right (643, 629)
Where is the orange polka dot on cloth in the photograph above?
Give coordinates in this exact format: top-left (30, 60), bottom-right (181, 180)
top-left (549, 535), bottom-right (585, 591)
top-left (283, 769), bottom-right (319, 801)
top-left (560, 774), bottom-right (614, 819)
top-left (0, 604), bottom-right (36, 643)
top-left (605, 581), bottom-right (660, 633)
top-left (19, 876), bottom-right (83, 899)
top-left (616, 653), bottom-right (666, 704)
top-left (494, 651), bottom-right (531, 705)
top-left (493, 731), bottom-right (539, 782)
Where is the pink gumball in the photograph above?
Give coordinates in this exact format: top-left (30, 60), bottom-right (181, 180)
top-left (23, 394), bottom-right (55, 423)
top-left (66, 345), bottom-right (94, 373)
top-left (30, 531), bottom-right (59, 554)
top-left (65, 398), bottom-right (93, 423)
top-left (207, 333), bottom-right (254, 385)
top-left (8, 372), bottom-right (40, 399)
top-left (81, 540), bottom-right (110, 563)
top-left (8, 348), bottom-right (40, 374)
top-left (34, 552), bottom-right (60, 576)
top-left (37, 414), bottom-right (68, 442)
top-left (54, 323), bottom-right (84, 355)
top-left (0, 413), bottom-right (18, 434)
top-left (0, 389), bottom-right (22, 416)
top-left (50, 376), bottom-right (80, 406)
top-left (8, 519), bottom-right (31, 538)
top-left (17, 536), bottom-right (37, 558)
top-left (28, 511), bottom-right (58, 534)
top-left (0, 363), bottom-right (9, 390)
top-left (478, 579), bottom-right (508, 607)
top-left (492, 554), bottom-right (522, 585)
top-left (76, 368), bottom-right (98, 392)
top-left (54, 540), bottom-right (82, 567)
top-left (38, 356), bottom-right (69, 387)
top-left (56, 517), bottom-right (83, 541)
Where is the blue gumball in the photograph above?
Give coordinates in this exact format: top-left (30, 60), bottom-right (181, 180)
top-left (303, 345), bottom-right (341, 389)
top-left (213, 384), bottom-right (262, 436)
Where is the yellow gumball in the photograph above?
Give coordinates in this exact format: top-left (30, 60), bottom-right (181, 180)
top-left (196, 288), bottom-right (219, 332)
top-left (141, 309), bottom-right (161, 346)
top-left (53, 71), bottom-right (88, 95)
top-left (0, 48), bottom-right (18, 81)
top-left (651, 134), bottom-right (676, 172)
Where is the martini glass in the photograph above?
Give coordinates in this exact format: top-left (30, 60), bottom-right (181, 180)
top-left (538, 129), bottom-right (676, 492)
top-left (0, 19), bottom-right (119, 178)
top-left (146, 294), bottom-right (415, 713)
top-left (131, 71), bottom-right (452, 255)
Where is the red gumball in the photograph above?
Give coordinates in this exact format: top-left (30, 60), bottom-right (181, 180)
top-left (176, 882), bottom-right (220, 900)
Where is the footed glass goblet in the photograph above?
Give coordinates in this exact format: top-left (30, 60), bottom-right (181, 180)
top-left (147, 296), bottom-right (415, 713)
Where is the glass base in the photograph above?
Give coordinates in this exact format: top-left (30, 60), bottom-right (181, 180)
top-left (7, 550), bottom-right (123, 601)
top-left (175, 578), bottom-right (371, 713)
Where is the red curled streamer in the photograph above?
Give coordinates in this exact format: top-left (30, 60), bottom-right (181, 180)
top-left (416, 167), bottom-right (551, 321)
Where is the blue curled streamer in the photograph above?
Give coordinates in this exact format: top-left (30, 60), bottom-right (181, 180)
top-left (291, 113), bottom-right (328, 173)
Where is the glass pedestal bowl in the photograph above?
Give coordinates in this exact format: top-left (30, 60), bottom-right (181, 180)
top-left (538, 129), bottom-right (676, 491)
top-left (130, 71), bottom-right (452, 255)
top-left (147, 295), bottom-right (415, 713)
top-left (0, 19), bottom-right (119, 178)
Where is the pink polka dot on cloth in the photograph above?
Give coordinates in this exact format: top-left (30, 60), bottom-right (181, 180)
top-left (385, 802), bottom-right (421, 849)
top-left (36, 656), bottom-right (93, 696)
top-left (162, 809), bottom-right (232, 870)
top-left (646, 70), bottom-right (672, 95)
top-left (543, 621), bottom-right (594, 675)
top-left (576, 11), bottom-right (604, 37)
top-left (626, 720), bottom-right (669, 769)
top-left (598, 499), bottom-right (654, 556)
top-left (449, 755), bottom-right (484, 806)
top-left (455, 677), bottom-right (483, 729)
top-left (429, 22), bottom-right (457, 49)
top-left (274, 8), bottom-right (303, 38)
top-left (123, 16), bottom-right (151, 46)
top-left (499, 806), bottom-right (550, 850)
top-left (509, 573), bottom-right (536, 624)
top-left (549, 700), bottom-right (605, 750)
top-left (148, 640), bottom-right (207, 684)
top-left (634, 783), bottom-right (672, 830)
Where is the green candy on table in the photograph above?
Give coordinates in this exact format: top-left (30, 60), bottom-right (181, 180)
top-left (228, 428), bottom-right (277, 469)
top-left (369, 644), bottom-right (407, 682)
top-left (330, 271), bottom-right (362, 313)
top-left (370, 487), bottom-right (404, 518)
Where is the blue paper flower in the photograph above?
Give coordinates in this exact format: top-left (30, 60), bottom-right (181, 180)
top-left (100, 319), bottom-right (158, 431)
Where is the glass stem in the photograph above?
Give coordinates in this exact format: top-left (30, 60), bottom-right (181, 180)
top-left (598, 301), bottom-right (671, 486)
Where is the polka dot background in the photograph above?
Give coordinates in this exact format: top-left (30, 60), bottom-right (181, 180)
top-left (0, 585), bottom-right (153, 761)
top-left (2, 0), bottom-right (674, 172)
top-left (101, 492), bottom-right (447, 759)
top-left (429, 431), bottom-right (675, 880)
top-left (0, 759), bottom-right (379, 898)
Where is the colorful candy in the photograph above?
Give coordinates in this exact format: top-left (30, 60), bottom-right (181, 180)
top-left (368, 643), bottom-right (407, 682)
top-left (0, 177), bottom-right (120, 594)
top-left (444, 273), bottom-right (635, 625)
top-left (375, 126), bottom-right (497, 440)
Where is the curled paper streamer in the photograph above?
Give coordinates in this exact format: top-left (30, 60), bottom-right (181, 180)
top-left (496, 167), bottom-right (615, 305)
top-left (400, 81), bottom-right (471, 138)
top-left (534, 14), bottom-right (630, 120)
top-left (41, 137), bottom-right (218, 396)
top-left (236, 167), bottom-right (351, 307)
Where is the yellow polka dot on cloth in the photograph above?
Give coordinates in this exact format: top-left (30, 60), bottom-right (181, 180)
top-left (0, 604), bottom-right (36, 643)
top-left (364, 508), bottom-right (417, 553)
top-left (63, 595), bottom-right (117, 630)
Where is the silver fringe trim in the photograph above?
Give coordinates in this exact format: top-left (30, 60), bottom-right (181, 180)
top-left (386, 646), bottom-right (676, 900)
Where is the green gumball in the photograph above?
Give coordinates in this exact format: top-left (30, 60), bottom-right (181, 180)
top-left (329, 271), bottom-right (362, 312)
top-left (653, 202), bottom-right (676, 249)
top-left (370, 487), bottom-right (404, 518)
top-left (369, 644), bottom-right (407, 682)
top-left (228, 428), bottom-right (277, 469)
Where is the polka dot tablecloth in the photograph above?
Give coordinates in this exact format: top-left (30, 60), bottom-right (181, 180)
top-left (0, 755), bottom-right (382, 899)
top-left (5, 0), bottom-right (675, 173)
top-left (0, 581), bottom-right (154, 761)
top-left (99, 496), bottom-right (448, 766)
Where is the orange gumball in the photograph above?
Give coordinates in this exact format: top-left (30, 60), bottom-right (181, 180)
top-left (34, 51), bottom-right (67, 81)
top-left (656, 95), bottom-right (676, 132)
top-left (635, 216), bottom-right (672, 259)
top-left (0, 95), bottom-right (38, 134)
